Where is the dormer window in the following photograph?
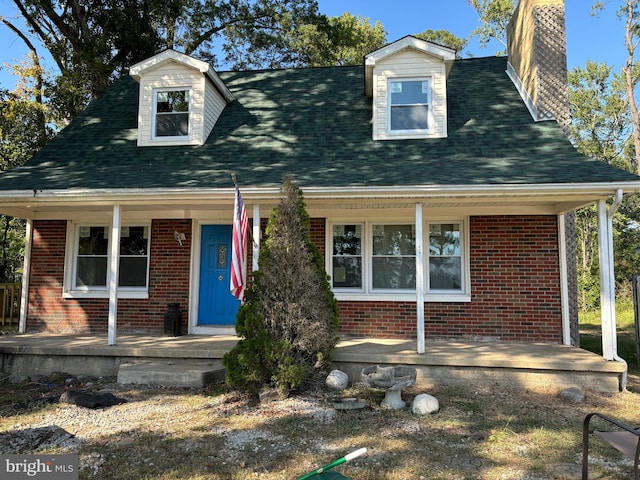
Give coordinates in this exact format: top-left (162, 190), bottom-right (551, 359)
top-left (129, 49), bottom-right (235, 147)
top-left (154, 89), bottom-right (190, 138)
top-left (389, 79), bottom-right (432, 133)
top-left (365, 36), bottom-right (455, 141)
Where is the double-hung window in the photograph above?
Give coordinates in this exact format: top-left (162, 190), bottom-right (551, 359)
top-left (388, 79), bottom-right (431, 133)
top-left (70, 224), bottom-right (150, 296)
top-left (372, 224), bottom-right (416, 290)
top-left (329, 220), bottom-right (467, 299)
top-left (154, 89), bottom-right (190, 138)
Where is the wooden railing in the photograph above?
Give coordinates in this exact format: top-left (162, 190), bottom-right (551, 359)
top-left (0, 282), bottom-right (21, 326)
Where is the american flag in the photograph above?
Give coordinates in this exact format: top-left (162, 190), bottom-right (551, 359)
top-left (230, 182), bottom-right (248, 301)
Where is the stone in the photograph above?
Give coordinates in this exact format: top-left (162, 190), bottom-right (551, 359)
top-left (412, 393), bottom-right (440, 415)
top-left (60, 390), bottom-right (127, 409)
top-left (560, 386), bottom-right (584, 403)
top-left (326, 370), bottom-right (349, 391)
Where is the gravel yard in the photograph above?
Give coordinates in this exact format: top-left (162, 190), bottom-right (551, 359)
top-left (1, 373), bottom-right (639, 479)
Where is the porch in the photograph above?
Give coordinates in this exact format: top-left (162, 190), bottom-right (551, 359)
top-left (0, 333), bottom-right (627, 394)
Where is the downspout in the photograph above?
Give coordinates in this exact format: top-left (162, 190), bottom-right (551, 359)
top-left (598, 189), bottom-right (627, 389)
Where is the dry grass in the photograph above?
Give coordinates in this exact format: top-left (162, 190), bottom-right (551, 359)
top-left (0, 373), bottom-right (639, 480)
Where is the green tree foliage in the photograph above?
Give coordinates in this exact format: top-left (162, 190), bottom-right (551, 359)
top-left (414, 29), bottom-right (468, 57)
top-left (0, 55), bottom-right (56, 282)
top-left (467, 0), bottom-right (515, 54)
top-left (11, 0), bottom-right (324, 118)
top-left (223, 177), bottom-right (339, 395)
top-left (279, 13), bottom-right (387, 68)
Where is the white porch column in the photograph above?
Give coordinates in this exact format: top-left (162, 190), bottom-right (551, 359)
top-left (252, 205), bottom-right (260, 271)
top-left (557, 214), bottom-right (571, 345)
top-left (18, 219), bottom-right (33, 334)
top-left (415, 203), bottom-right (425, 354)
top-left (597, 194), bottom-right (621, 361)
top-left (107, 205), bottom-right (122, 346)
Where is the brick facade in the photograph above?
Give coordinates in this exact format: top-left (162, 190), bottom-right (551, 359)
top-left (337, 215), bottom-right (563, 342)
top-left (27, 219), bottom-right (191, 334)
top-left (26, 215), bottom-right (562, 343)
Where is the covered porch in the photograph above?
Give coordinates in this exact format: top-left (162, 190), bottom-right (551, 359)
top-left (0, 333), bottom-right (626, 394)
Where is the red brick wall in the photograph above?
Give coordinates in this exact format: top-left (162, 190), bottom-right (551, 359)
top-left (336, 216), bottom-right (563, 343)
top-left (27, 215), bottom-right (562, 342)
top-left (27, 219), bottom-right (192, 334)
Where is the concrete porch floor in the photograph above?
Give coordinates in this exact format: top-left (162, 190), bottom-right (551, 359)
top-left (0, 333), bottom-right (627, 393)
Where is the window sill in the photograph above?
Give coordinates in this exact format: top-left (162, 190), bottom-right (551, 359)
top-left (333, 292), bottom-right (471, 303)
top-left (63, 290), bottom-right (149, 300)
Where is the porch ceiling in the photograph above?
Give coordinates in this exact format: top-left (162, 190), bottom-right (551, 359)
top-left (0, 183), bottom-right (631, 219)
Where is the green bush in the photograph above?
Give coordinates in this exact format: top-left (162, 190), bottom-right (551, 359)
top-left (223, 177), bottom-right (339, 395)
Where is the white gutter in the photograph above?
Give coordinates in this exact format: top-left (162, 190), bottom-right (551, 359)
top-left (2, 181), bottom-right (640, 202)
top-left (597, 189), bottom-right (627, 390)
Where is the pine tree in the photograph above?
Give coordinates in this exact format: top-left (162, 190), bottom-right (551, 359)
top-left (223, 177), bottom-right (339, 395)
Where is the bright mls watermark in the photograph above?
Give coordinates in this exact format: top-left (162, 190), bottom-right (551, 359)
top-left (1, 455), bottom-right (78, 479)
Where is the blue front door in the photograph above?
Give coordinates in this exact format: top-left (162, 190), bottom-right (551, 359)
top-left (198, 225), bottom-right (240, 325)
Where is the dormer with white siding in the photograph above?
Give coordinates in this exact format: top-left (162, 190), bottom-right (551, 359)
top-left (129, 49), bottom-right (235, 147)
top-left (365, 36), bottom-right (455, 141)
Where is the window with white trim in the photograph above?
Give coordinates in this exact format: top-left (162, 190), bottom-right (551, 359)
top-left (372, 224), bottom-right (416, 290)
top-left (428, 222), bottom-right (463, 292)
top-left (388, 78), bottom-right (432, 133)
top-left (153, 89), bottom-right (190, 138)
top-left (329, 220), bottom-right (467, 298)
top-left (72, 225), bottom-right (150, 293)
top-left (332, 224), bottom-right (363, 289)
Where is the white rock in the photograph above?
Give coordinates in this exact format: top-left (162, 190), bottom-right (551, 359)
top-left (326, 370), bottom-right (349, 391)
top-left (412, 393), bottom-right (439, 415)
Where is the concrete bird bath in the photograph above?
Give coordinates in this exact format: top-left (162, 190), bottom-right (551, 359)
top-left (361, 365), bottom-right (417, 409)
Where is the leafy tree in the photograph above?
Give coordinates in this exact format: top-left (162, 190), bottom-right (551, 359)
top-left (0, 54), bottom-right (57, 282)
top-left (223, 177), bottom-right (339, 395)
top-left (279, 13), bottom-right (387, 68)
top-left (467, 0), bottom-right (515, 55)
top-left (414, 29), bottom-right (468, 57)
top-left (9, 0), bottom-right (323, 119)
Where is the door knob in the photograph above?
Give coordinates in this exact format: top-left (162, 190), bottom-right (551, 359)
top-left (218, 275), bottom-right (224, 281)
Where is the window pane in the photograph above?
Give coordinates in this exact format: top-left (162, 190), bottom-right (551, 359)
top-left (429, 224), bottom-right (460, 256)
top-left (373, 225), bottom-right (415, 255)
top-left (119, 257), bottom-right (148, 287)
top-left (120, 226), bottom-right (148, 255)
top-left (372, 257), bottom-right (416, 289)
top-left (76, 257), bottom-right (107, 287)
top-left (332, 224), bottom-right (362, 288)
top-left (155, 112), bottom-right (189, 137)
top-left (333, 224), bottom-right (361, 255)
top-left (430, 257), bottom-right (462, 290)
top-left (78, 227), bottom-right (108, 255)
top-left (390, 105), bottom-right (428, 131)
top-left (390, 81), bottom-right (428, 105)
top-left (332, 257), bottom-right (362, 288)
top-left (157, 91), bottom-right (189, 112)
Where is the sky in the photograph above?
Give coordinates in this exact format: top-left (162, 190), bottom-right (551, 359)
top-left (0, 0), bottom-right (628, 91)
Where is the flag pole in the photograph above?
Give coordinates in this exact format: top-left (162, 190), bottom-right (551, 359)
top-left (296, 448), bottom-right (367, 480)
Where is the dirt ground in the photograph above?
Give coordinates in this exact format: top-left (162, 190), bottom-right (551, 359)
top-left (0, 369), bottom-right (639, 480)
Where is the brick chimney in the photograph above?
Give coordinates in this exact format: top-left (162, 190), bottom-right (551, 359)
top-left (506, 0), bottom-right (570, 129)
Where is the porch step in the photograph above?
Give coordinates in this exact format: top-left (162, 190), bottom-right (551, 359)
top-left (117, 361), bottom-right (225, 388)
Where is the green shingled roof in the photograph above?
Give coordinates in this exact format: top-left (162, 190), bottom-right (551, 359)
top-left (0, 56), bottom-right (637, 191)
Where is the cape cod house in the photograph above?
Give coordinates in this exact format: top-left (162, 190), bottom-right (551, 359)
top-left (0, 0), bottom-right (638, 369)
